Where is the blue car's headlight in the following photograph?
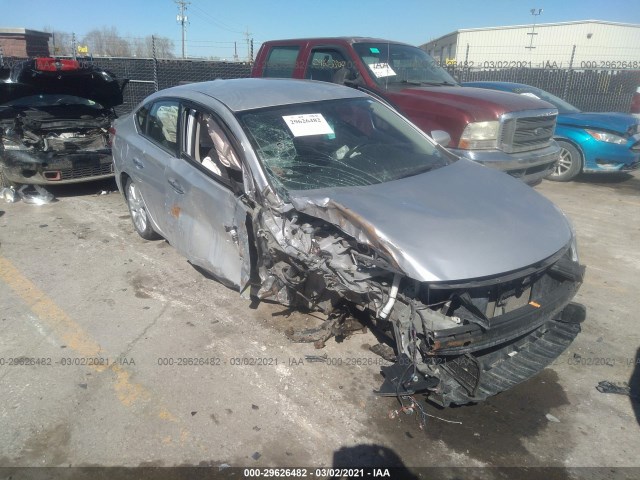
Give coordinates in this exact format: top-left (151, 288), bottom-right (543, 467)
top-left (585, 129), bottom-right (626, 145)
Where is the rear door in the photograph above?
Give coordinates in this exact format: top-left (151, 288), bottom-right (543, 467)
top-left (129, 99), bottom-right (180, 235)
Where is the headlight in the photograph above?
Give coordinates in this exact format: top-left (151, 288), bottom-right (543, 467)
top-left (564, 214), bottom-right (579, 263)
top-left (458, 121), bottom-right (499, 149)
top-left (555, 204), bottom-right (580, 263)
top-left (585, 129), bottom-right (626, 145)
top-left (570, 232), bottom-right (579, 263)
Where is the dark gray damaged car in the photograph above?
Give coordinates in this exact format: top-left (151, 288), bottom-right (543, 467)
top-left (112, 78), bottom-right (585, 407)
top-left (0, 58), bottom-right (126, 187)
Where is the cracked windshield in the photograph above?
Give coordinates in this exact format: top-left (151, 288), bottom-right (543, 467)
top-left (238, 97), bottom-right (452, 195)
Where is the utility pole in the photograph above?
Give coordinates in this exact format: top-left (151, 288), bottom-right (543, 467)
top-left (525, 8), bottom-right (543, 50)
top-left (175, 0), bottom-right (190, 59)
top-left (244, 28), bottom-right (252, 62)
top-left (72, 32), bottom-right (77, 60)
top-left (233, 42), bottom-right (238, 62)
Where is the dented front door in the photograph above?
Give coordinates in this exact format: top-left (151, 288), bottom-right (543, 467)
top-left (164, 156), bottom-right (251, 289)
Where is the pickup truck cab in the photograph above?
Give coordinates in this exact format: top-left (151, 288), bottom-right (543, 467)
top-left (252, 37), bottom-right (561, 185)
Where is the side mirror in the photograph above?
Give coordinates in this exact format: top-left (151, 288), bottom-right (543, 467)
top-left (431, 130), bottom-right (451, 147)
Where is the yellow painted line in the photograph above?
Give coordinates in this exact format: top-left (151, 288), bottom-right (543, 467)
top-left (0, 256), bottom-right (176, 420)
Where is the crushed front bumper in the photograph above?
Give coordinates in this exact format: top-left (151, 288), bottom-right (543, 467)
top-left (378, 303), bottom-right (584, 407)
top-left (377, 251), bottom-right (585, 407)
top-left (431, 310), bottom-right (583, 406)
top-left (1, 150), bottom-right (114, 185)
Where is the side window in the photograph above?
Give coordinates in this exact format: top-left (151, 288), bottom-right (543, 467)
top-left (145, 100), bottom-right (179, 153)
top-left (263, 46), bottom-right (300, 78)
top-left (135, 104), bottom-right (150, 133)
top-left (305, 49), bottom-right (348, 83)
top-left (181, 107), bottom-right (243, 186)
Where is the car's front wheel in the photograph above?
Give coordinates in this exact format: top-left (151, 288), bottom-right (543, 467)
top-left (547, 140), bottom-right (582, 182)
top-left (125, 177), bottom-right (160, 240)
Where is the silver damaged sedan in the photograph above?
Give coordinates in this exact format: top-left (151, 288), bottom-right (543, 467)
top-left (112, 78), bottom-right (586, 407)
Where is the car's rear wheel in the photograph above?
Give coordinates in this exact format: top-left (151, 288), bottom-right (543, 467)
top-left (125, 178), bottom-right (160, 240)
top-left (547, 140), bottom-right (582, 182)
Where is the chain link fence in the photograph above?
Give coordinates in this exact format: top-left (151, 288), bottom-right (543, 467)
top-left (2, 40), bottom-right (639, 115)
top-left (85, 57), bottom-right (252, 115)
top-left (0, 54), bottom-right (252, 116)
top-left (440, 43), bottom-right (640, 112)
top-left (450, 66), bottom-right (640, 112)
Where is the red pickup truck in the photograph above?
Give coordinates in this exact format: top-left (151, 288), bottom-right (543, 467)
top-left (252, 37), bottom-right (561, 185)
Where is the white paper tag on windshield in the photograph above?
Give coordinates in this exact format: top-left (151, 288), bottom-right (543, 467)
top-left (520, 92), bottom-right (541, 99)
top-left (369, 62), bottom-right (396, 78)
top-left (282, 113), bottom-right (334, 137)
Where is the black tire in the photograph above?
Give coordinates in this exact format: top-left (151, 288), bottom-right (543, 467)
top-left (124, 177), bottom-right (161, 240)
top-left (547, 140), bottom-right (582, 182)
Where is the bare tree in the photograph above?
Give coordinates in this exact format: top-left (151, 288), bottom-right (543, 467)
top-left (131, 35), bottom-right (175, 59)
top-left (43, 26), bottom-right (73, 56)
top-left (82, 27), bottom-right (131, 57)
top-left (151, 36), bottom-right (175, 59)
top-left (42, 26), bottom-right (175, 59)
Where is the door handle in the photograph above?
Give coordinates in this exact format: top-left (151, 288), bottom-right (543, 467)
top-left (167, 178), bottom-right (184, 194)
top-left (132, 158), bottom-right (144, 169)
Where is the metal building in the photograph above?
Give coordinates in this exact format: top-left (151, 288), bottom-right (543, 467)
top-left (421, 20), bottom-right (640, 70)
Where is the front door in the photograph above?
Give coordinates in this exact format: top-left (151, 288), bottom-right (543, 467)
top-left (164, 105), bottom-right (251, 289)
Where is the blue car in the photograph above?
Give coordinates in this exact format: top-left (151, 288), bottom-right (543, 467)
top-left (463, 81), bottom-right (640, 182)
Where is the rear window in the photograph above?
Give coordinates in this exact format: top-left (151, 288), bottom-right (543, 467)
top-left (263, 46), bottom-right (300, 78)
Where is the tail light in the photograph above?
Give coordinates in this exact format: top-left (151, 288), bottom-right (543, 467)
top-left (35, 58), bottom-right (80, 72)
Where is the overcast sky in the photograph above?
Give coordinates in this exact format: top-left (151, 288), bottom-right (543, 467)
top-left (1, 0), bottom-right (639, 59)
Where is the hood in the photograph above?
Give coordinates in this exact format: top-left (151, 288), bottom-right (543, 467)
top-left (0, 59), bottom-right (126, 108)
top-left (384, 86), bottom-right (555, 122)
top-left (558, 112), bottom-right (640, 135)
top-left (290, 160), bottom-right (572, 282)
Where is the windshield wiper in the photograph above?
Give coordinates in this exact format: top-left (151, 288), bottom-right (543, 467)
top-left (418, 81), bottom-right (456, 86)
top-left (396, 80), bottom-right (457, 87)
top-left (397, 80), bottom-right (422, 86)
top-left (393, 163), bottom-right (444, 180)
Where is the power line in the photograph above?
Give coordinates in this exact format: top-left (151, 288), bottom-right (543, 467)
top-left (189, 0), bottom-right (244, 34)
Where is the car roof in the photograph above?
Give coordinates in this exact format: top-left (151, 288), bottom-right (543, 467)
top-left (260, 37), bottom-right (407, 45)
top-left (151, 78), bottom-right (370, 112)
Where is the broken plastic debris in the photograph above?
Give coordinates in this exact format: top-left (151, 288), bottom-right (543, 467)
top-left (17, 185), bottom-right (57, 205)
top-left (1, 187), bottom-right (18, 203)
top-left (545, 413), bottom-right (560, 423)
top-left (596, 380), bottom-right (636, 398)
top-left (304, 353), bottom-right (329, 363)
